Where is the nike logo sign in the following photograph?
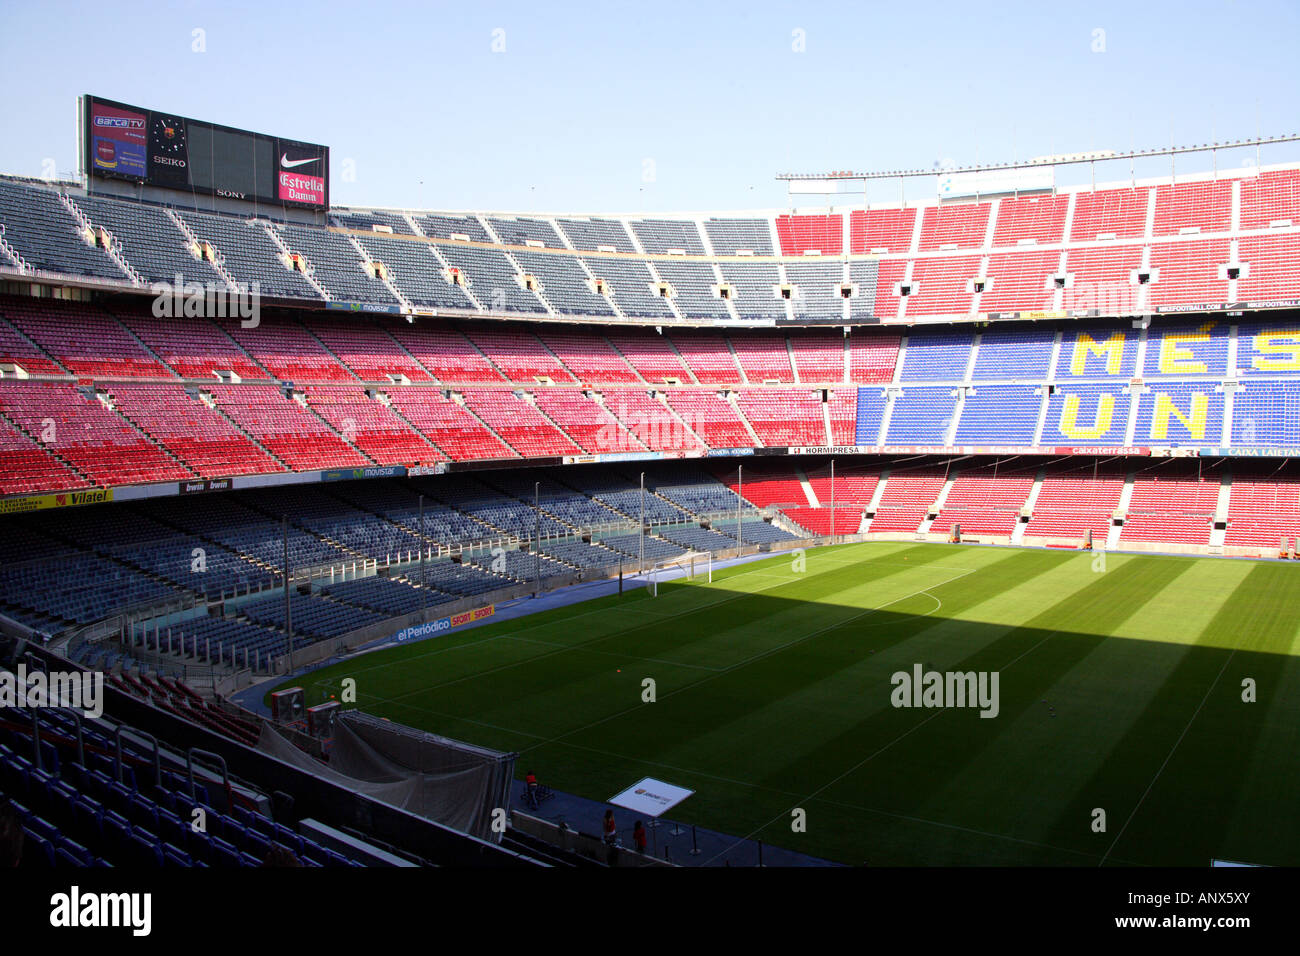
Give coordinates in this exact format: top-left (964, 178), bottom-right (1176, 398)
top-left (280, 154), bottom-right (319, 169)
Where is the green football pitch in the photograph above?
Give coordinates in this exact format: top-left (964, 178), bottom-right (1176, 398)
top-left (278, 542), bottom-right (1300, 866)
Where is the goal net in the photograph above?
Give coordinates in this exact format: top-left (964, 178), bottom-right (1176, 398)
top-left (646, 551), bottom-right (712, 597)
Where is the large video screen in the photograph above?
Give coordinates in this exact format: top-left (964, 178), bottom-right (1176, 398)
top-left (82, 95), bottom-right (329, 208)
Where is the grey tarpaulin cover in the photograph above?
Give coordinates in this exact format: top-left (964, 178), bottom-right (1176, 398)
top-left (257, 711), bottom-right (515, 841)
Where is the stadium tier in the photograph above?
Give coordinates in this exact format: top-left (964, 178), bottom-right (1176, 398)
top-left (0, 166), bottom-right (1295, 325)
top-left (3, 296), bottom-right (1300, 490)
top-left (4, 447), bottom-right (1266, 663)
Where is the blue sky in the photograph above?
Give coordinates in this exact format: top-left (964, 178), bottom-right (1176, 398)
top-left (1, 0), bottom-right (1296, 213)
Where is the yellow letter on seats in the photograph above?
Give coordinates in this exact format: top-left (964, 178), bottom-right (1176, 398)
top-left (1060, 393), bottom-right (1115, 440)
top-left (1250, 330), bottom-right (1300, 373)
top-left (1150, 393), bottom-right (1208, 441)
top-left (1070, 332), bottom-right (1126, 376)
top-left (1157, 321), bottom-right (1216, 374)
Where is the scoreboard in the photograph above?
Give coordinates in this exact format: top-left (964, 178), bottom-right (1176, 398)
top-left (80, 95), bottom-right (329, 209)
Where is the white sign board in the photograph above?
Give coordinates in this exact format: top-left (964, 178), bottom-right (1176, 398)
top-left (608, 777), bottom-right (695, 818)
top-left (938, 165), bottom-right (1054, 199)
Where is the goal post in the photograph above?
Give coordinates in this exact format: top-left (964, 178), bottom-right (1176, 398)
top-left (685, 551), bottom-right (713, 583)
top-left (646, 551), bottom-right (712, 597)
